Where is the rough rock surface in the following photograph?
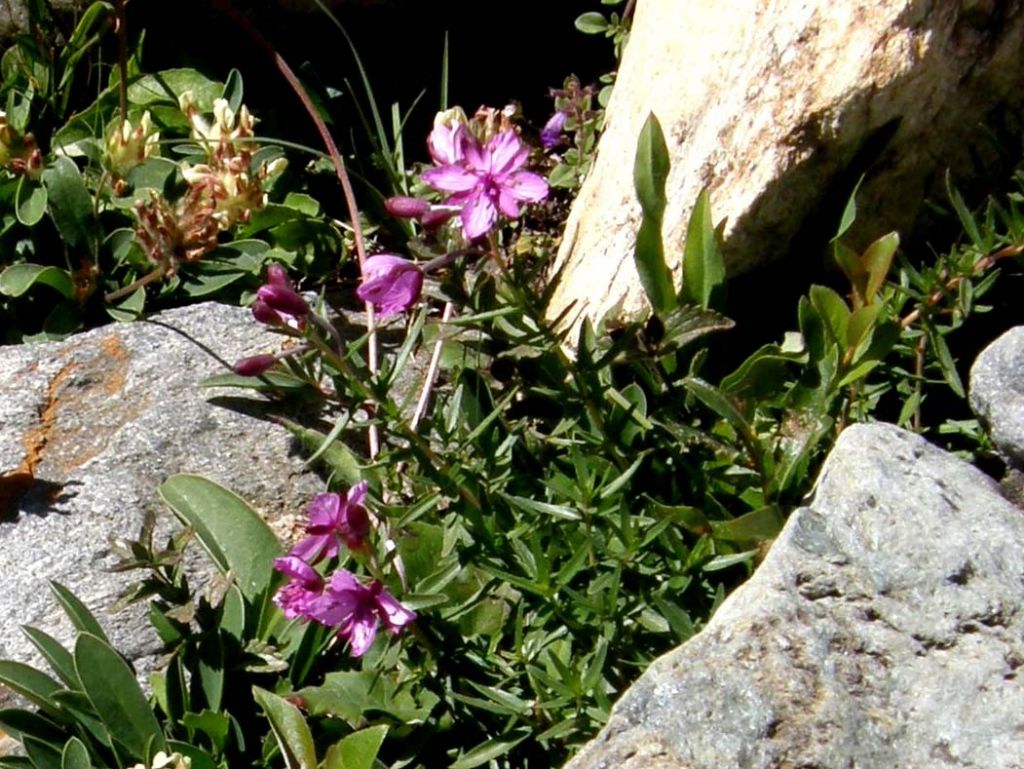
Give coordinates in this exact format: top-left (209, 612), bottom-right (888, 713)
top-left (548, 0), bottom-right (1024, 331)
top-left (564, 422), bottom-right (1024, 769)
top-left (0, 302), bottom-right (322, 678)
top-left (970, 326), bottom-right (1024, 466)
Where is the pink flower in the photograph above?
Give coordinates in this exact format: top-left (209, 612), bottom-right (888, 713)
top-left (421, 129), bottom-right (549, 240)
top-left (356, 254), bottom-right (424, 318)
top-left (310, 570), bottom-right (416, 657)
top-left (272, 556), bottom-right (325, 620)
top-left (253, 264), bottom-right (308, 324)
top-left (427, 122), bottom-right (466, 165)
top-left (289, 482), bottom-right (370, 564)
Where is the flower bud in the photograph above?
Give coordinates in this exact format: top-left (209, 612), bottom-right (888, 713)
top-left (251, 299), bottom-right (283, 326)
top-left (385, 196), bottom-right (431, 219)
top-left (256, 283), bottom-right (309, 318)
top-left (232, 354), bottom-right (278, 377)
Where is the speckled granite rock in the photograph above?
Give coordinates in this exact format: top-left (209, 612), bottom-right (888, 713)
top-left (0, 302), bottom-right (322, 677)
top-left (564, 423), bottom-right (1024, 769)
top-left (970, 326), bottom-right (1024, 467)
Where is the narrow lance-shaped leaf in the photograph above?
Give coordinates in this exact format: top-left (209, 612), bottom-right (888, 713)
top-left (632, 112), bottom-right (676, 314)
top-left (74, 633), bottom-right (166, 760)
top-left (681, 188), bottom-right (726, 310)
top-left (861, 231), bottom-right (899, 304)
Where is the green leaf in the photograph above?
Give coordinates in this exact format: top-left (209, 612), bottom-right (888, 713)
top-left (711, 505), bottom-right (784, 544)
top-left (633, 113), bottom-right (670, 216)
top-left (632, 113), bottom-right (674, 314)
top-left (49, 582), bottom-right (109, 644)
top-left (574, 11), bottom-right (609, 34)
top-left (282, 192), bottom-right (320, 217)
top-left (43, 157), bottom-right (98, 251)
top-left (166, 742), bottom-right (217, 769)
top-left (395, 522), bottom-right (445, 588)
top-left (946, 170), bottom-right (983, 249)
top-left (105, 286), bottom-right (145, 322)
top-left (21, 626), bottom-right (78, 688)
top-left (158, 475), bottom-right (281, 604)
top-left (682, 377), bottom-right (758, 449)
top-left (277, 418), bottom-right (363, 488)
top-left (681, 188), bottom-right (726, 310)
top-left (221, 67), bottom-right (244, 113)
top-left (926, 324), bottom-right (965, 398)
top-left (74, 634), bottom-right (165, 759)
top-left (634, 218), bottom-right (675, 314)
top-left (0, 708), bottom-right (65, 744)
top-left (60, 737), bottom-right (92, 769)
top-left (702, 550), bottom-right (757, 572)
top-left (831, 175), bottom-right (864, 242)
top-left (23, 736), bottom-right (63, 769)
top-left (15, 177), bottom-right (47, 225)
top-left (846, 304), bottom-right (881, 350)
top-left (498, 492), bottom-right (580, 521)
top-left (0, 264), bottom-right (73, 299)
top-left (861, 231), bottom-right (898, 303)
top-left (449, 730), bottom-right (530, 769)
top-left (808, 284), bottom-right (850, 347)
top-left (323, 726), bottom-right (388, 769)
top-left (127, 68), bottom-right (221, 110)
top-left (124, 157), bottom-right (182, 198)
top-left (296, 671), bottom-right (437, 727)
top-left (253, 687), bottom-right (317, 769)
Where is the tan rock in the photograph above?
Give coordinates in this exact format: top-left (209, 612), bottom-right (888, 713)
top-left (547, 0), bottom-right (1024, 331)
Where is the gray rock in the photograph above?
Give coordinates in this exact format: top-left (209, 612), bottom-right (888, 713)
top-left (565, 423), bottom-right (1024, 769)
top-left (0, 302), bottom-right (323, 679)
top-left (970, 326), bottom-right (1024, 466)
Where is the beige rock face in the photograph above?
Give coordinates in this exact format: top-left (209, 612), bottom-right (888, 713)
top-left (547, 0), bottom-right (1024, 330)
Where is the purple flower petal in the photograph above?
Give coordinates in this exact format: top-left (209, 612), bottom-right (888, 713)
top-left (503, 171), bottom-right (549, 202)
top-left (540, 111), bottom-right (568, 149)
top-left (422, 164), bottom-right (479, 193)
top-left (374, 587), bottom-right (417, 633)
top-left (356, 255), bottom-right (424, 318)
top-left (487, 131), bottom-right (529, 177)
top-left (346, 612), bottom-right (379, 657)
top-left (461, 192), bottom-right (498, 240)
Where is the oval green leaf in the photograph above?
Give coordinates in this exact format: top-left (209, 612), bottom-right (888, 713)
top-left (253, 687), bottom-right (317, 769)
top-left (15, 177), bottom-right (47, 226)
top-left (74, 634), bottom-right (165, 760)
top-left (0, 263), bottom-right (73, 299)
top-left (158, 475), bottom-right (281, 603)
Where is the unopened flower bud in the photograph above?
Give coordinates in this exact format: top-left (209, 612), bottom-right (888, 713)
top-left (256, 283), bottom-right (309, 318)
top-left (232, 354), bottom-right (278, 377)
top-left (385, 196), bottom-right (431, 219)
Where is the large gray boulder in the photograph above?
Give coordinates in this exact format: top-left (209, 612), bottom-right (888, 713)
top-left (970, 326), bottom-right (1024, 467)
top-left (547, 0), bottom-right (1024, 332)
top-left (0, 302), bottom-right (322, 678)
top-left (565, 422), bottom-right (1024, 768)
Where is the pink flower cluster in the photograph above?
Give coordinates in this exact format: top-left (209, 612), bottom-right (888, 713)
top-left (272, 482), bottom-right (416, 657)
top-left (422, 123), bottom-right (548, 241)
top-left (355, 115), bottom-right (549, 319)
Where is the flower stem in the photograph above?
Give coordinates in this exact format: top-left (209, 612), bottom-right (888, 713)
top-left (214, 0), bottom-right (381, 457)
top-left (411, 302), bottom-right (455, 430)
